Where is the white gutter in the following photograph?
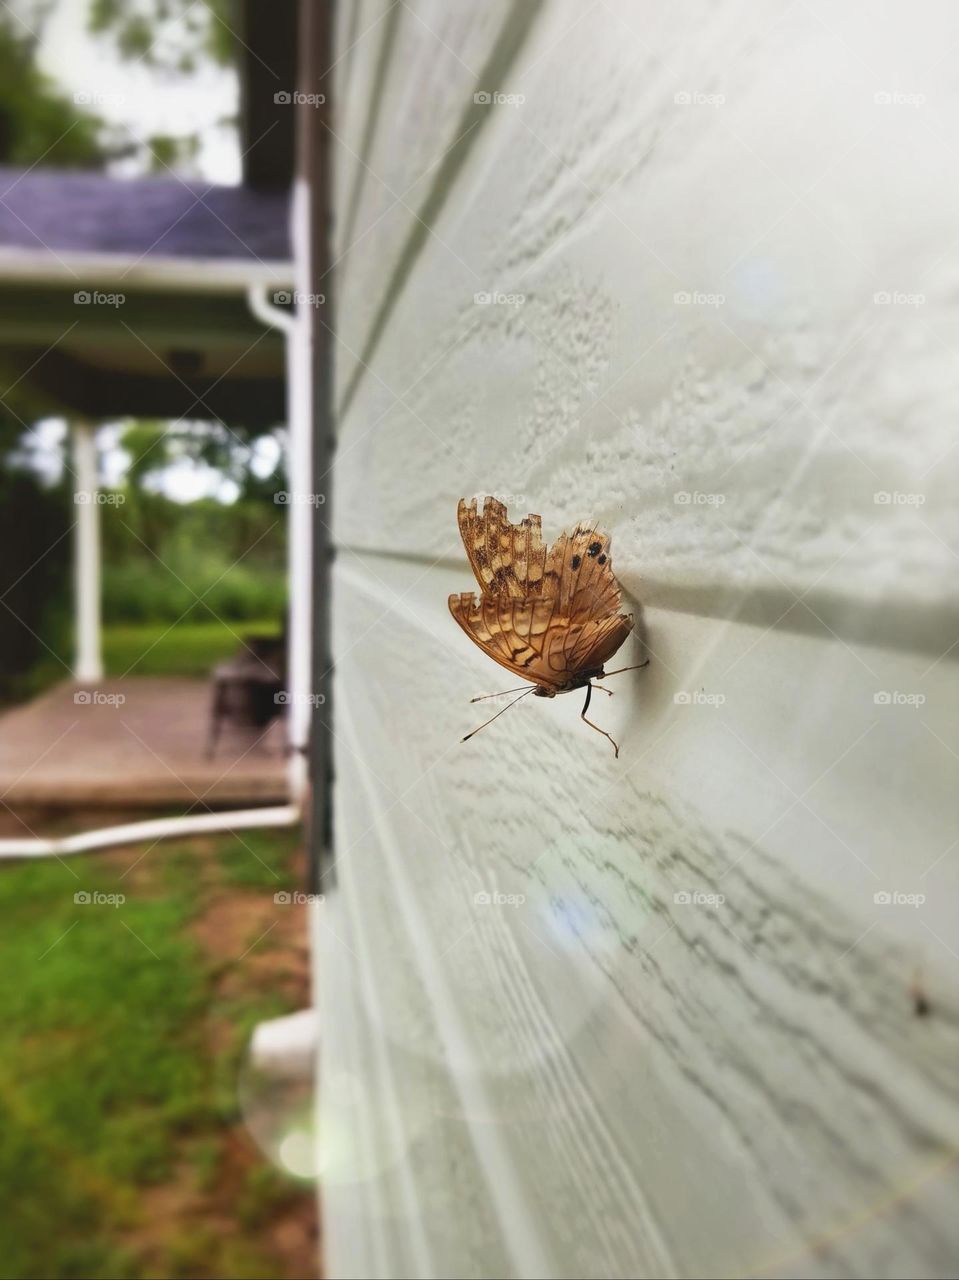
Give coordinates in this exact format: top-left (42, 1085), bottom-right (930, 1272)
top-left (247, 269), bottom-right (313, 805)
top-left (0, 804), bottom-right (299, 859)
top-left (0, 247), bottom-right (293, 294)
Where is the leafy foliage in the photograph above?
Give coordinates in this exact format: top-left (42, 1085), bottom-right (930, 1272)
top-left (0, 457), bottom-right (72, 702)
top-left (100, 423), bottom-right (288, 626)
top-left (88, 0), bottom-right (236, 72)
top-left (0, 10), bottom-right (112, 700)
top-left (0, 12), bottom-right (105, 167)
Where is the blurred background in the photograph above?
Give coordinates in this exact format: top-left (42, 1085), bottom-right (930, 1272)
top-left (0, 1), bottom-right (319, 1276)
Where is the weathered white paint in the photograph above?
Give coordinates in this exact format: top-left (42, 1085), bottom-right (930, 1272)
top-left (320, 3), bottom-right (959, 1277)
top-left (72, 421), bottom-right (102, 683)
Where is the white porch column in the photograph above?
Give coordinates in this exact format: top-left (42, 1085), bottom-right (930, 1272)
top-left (72, 421), bottom-right (103, 683)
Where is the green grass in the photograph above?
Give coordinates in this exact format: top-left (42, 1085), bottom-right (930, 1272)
top-left (0, 827), bottom-right (309, 1280)
top-left (103, 618), bottom-right (281, 678)
top-left (216, 828), bottom-right (301, 891)
top-left (1, 618), bottom-right (282, 710)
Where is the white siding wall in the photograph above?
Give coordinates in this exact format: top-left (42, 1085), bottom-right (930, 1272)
top-left (319, 3), bottom-right (959, 1276)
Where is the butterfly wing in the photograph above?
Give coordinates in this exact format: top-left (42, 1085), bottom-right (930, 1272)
top-left (544, 523), bottom-right (624, 620)
top-left (449, 592), bottom-right (634, 687)
top-left (565, 611), bottom-right (634, 671)
top-left (457, 496), bottom-right (548, 599)
top-left (449, 591), bottom-right (562, 685)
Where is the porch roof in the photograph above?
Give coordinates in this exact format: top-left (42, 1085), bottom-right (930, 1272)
top-left (0, 165), bottom-right (291, 266)
top-left (0, 169), bottom-right (293, 429)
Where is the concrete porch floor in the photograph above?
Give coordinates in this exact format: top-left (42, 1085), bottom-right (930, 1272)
top-left (0, 678), bottom-right (288, 813)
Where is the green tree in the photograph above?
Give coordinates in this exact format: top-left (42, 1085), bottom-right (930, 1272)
top-left (88, 0), bottom-right (235, 72)
top-left (0, 11), bottom-right (112, 700)
top-left (0, 13), bottom-right (105, 166)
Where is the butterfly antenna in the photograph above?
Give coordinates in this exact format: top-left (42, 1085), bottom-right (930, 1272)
top-left (462, 688), bottom-right (536, 743)
top-left (470, 685), bottom-right (533, 703)
top-left (599, 659), bottom-right (650, 679)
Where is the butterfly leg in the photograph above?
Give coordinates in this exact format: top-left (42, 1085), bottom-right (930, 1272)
top-left (581, 682), bottom-right (620, 758)
top-left (599, 658), bottom-right (650, 679)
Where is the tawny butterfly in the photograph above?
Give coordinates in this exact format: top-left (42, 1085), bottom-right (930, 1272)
top-left (449, 496), bottom-right (647, 756)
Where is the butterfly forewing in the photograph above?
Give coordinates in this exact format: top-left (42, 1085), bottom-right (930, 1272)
top-left (457, 497), bottom-right (548, 599)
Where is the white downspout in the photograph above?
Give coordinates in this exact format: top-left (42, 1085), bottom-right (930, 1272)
top-left (73, 421), bottom-right (103, 683)
top-left (247, 271), bottom-right (312, 806)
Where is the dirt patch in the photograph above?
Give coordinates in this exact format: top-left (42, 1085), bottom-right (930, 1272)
top-left (133, 1133), bottom-right (319, 1280)
top-left (191, 884), bottom-right (311, 1007)
top-left (123, 838), bottom-right (320, 1278)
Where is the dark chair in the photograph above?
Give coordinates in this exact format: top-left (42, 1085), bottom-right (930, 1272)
top-left (207, 631), bottom-right (286, 758)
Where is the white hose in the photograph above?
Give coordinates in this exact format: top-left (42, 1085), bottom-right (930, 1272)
top-left (0, 804), bottom-right (300, 859)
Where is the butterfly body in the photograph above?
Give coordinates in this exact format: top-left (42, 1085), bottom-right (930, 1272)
top-left (449, 497), bottom-right (644, 754)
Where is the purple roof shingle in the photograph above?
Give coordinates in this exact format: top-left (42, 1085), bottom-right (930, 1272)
top-left (0, 167), bottom-right (291, 263)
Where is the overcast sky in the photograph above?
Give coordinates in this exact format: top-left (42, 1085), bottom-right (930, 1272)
top-left (36, 0), bottom-right (241, 182)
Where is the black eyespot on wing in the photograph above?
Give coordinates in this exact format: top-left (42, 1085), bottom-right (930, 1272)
top-left (588, 542), bottom-right (601, 557)
top-left (571, 554), bottom-right (582, 569)
top-left (597, 553), bottom-right (607, 565)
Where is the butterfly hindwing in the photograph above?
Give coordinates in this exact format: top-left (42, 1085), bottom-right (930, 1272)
top-left (565, 611), bottom-right (635, 672)
top-left (449, 591), bottom-right (634, 688)
top-left (448, 591), bottom-right (562, 686)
